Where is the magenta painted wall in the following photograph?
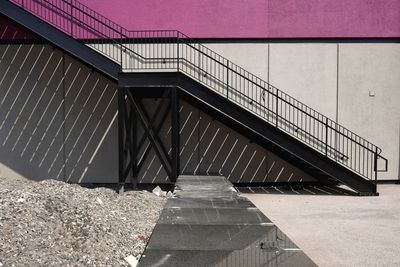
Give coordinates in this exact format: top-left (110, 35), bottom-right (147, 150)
top-left (1, 0), bottom-right (399, 39)
top-left (78, 0), bottom-right (400, 38)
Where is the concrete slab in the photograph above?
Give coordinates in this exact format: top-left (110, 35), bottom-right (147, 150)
top-left (165, 197), bottom-right (255, 209)
top-left (138, 175), bottom-right (316, 266)
top-left (243, 184), bottom-right (400, 267)
top-left (139, 249), bottom-right (315, 267)
top-left (158, 207), bottom-right (271, 225)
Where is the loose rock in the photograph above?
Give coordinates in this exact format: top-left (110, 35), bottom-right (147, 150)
top-left (0, 176), bottom-right (166, 266)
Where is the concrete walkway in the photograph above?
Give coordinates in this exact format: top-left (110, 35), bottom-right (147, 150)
top-left (244, 184), bottom-right (400, 267)
top-left (138, 175), bottom-right (316, 266)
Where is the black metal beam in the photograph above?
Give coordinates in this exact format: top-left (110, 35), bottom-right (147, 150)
top-left (128, 92), bottom-right (172, 178)
top-left (118, 87), bottom-right (126, 193)
top-left (171, 87), bottom-right (180, 182)
top-left (130, 100), bottom-right (138, 189)
top-left (136, 90), bottom-right (170, 154)
top-left (0, 0), bottom-right (120, 81)
top-left (118, 72), bottom-right (377, 195)
top-left (137, 101), bottom-right (171, 172)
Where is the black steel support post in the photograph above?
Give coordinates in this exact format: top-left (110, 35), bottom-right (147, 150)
top-left (118, 87), bottom-right (126, 193)
top-left (171, 88), bottom-right (180, 182)
top-left (130, 101), bottom-right (138, 189)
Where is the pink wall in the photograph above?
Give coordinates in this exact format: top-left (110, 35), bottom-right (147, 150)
top-left (79, 0), bottom-right (400, 38)
top-left (1, 0), bottom-right (399, 39)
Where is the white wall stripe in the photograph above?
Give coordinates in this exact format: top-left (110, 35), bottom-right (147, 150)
top-left (29, 68), bottom-right (79, 161)
top-left (88, 111), bottom-right (118, 166)
top-left (140, 154), bottom-right (156, 183)
top-left (219, 138), bottom-right (238, 173)
top-left (238, 149), bottom-right (256, 182)
top-left (70, 90), bottom-right (116, 181)
top-left (37, 70), bottom-right (87, 166)
top-left (228, 144), bottom-right (247, 181)
top-left (182, 121), bottom-right (211, 173)
top-left (0, 44), bottom-right (23, 104)
top-left (3, 46), bottom-right (45, 146)
top-left (249, 155), bottom-right (266, 183)
top-left (20, 55), bottom-right (63, 156)
top-left (179, 119), bottom-right (200, 156)
top-left (205, 132), bottom-right (229, 174)
top-left (22, 62), bottom-right (72, 157)
top-left (179, 108), bottom-right (191, 135)
top-left (0, 45), bottom-right (35, 130)
top-left (57, 83), bottom-right (109, 179)
top-left (39, 68), bottom-right (82, 167)
top-left (166, 105), bottom-right (183, 135)
top-left (46, 77), bottom-right (99, 172)
top-left (193, 128), bottom-right (220, 173)
top-left (0, 44), bottom-right (11, 63)
top-left (262, 161), bottom-right (275, 182)
top-left (11, 51), bottom-right (56, 152)
top-left (274, 167), bottom-right (285, 182)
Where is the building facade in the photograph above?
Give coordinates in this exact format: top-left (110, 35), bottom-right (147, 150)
top-left (0, 0), bottom-right (399, 187)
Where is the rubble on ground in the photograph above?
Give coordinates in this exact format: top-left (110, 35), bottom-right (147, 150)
top-left (0, 176), bottom-right (166, 266)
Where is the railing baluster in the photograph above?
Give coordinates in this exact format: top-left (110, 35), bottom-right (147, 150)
top-left (275, 91), bottom-right (279, 127)
top-left (325, 118), bottom-right (329, 156)
top-left (70, 0), bottom-right (73, 37)
top-left (177, 32), bottom-right (179, 71)
top-left (374, 147), bottom-right (378, 185)
top-left (120, 31), bottom-right (123, 71)
top-left (226, 61), bottom-right (229, 98)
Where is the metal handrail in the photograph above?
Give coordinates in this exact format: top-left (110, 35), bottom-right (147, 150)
top-left (8, 0), bottom-right (388, 184)
top-left (177, 37), bottom-right (382, 154)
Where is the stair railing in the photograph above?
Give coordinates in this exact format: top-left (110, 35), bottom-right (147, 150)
top-left (8, 0), bottom-right (388, 185)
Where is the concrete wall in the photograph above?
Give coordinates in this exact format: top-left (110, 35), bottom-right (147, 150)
top-left (0, 44), bottom-right (118, 183)
top-left (338, 44), bottom-right (400, 180)
top-left (204, 42), bottom-right (400, 179)
top-left (0, 44), bottom-right (315, 184)
top-left (1, 41), bottom-right (399, 181)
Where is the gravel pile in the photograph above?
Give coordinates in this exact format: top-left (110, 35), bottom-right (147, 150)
top-left (0, 177), bottom-right (166, 266)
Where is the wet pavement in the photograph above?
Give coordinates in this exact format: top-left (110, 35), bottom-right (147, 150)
top-left (138, 175), bottom-right (317, 267)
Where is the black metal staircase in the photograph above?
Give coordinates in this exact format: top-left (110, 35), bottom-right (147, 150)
top-left (0, 0), bottom-right (388, 195)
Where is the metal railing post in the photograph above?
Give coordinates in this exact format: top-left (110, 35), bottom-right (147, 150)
top-left (325, 118), bottom-right (329, 156)
top-left (374, 147), bottom-right (378, 184)
top-left (120, 31), bottom-right (123, 71)
top-left (226, 61), bottom-right (229, 98)
top-left (275, 91), bottom-right (279, 127)
top-left (177, 33), bottom-right (179, 72)
top-left (70, 0), bottom-right (73, 37)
